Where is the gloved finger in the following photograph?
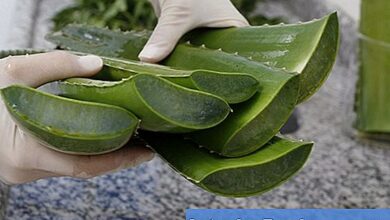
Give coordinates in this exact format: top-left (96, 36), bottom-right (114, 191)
top-left (1, 122), bottom-right (154, 184)
top-left (139, 5), bottom-right (192, 63)
top-left (148, 0), bottom-right (162, 18)
top-left (197, 0), bottom-right (250, 28)
top-left (1, 125), bottom-right (155, 183)
top-left (0, 168), bottom-right (59, 185)
top-left (71, 145), bottom-right (155, 178)
top-left (201, 18), bottom-right (249, 28)
top-left (27, 139), bottom-right (155, 179)
top-left (0, 51), bottom-right (102, 88)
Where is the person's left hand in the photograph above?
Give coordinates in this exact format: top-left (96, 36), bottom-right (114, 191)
top-left (0, 51), bottom-right (154, 185)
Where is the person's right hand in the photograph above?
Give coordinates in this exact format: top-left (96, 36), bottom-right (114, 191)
top-left (139, 0), bottom-right (249, 63)
top-left (0, 51), bottom-right (154, 185)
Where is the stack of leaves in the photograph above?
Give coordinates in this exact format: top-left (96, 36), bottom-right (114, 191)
top-left (355, 0), bottom-right (390, 139)
top-left (0, 13), bottom-right (338, 197)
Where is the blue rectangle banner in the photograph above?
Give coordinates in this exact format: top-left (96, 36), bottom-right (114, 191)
top-left (186, 209), bottom-right (390, 220)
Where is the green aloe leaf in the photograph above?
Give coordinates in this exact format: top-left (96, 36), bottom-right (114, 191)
top-left (0, 49), bottom-right (49, 58)
top-left (184, 12), bottom-right (339, 103)
top-left (355, 0), bottom-right (390, 137)
top-left (47, 26), bottom-right (150, 60)
top-left (54, 74), bottom-right (231, 133)
top-left (47, 25), bottom-right (300, 157)
top-left (140, 131), bottom-right (313, 197)
top-left (99, 57), bottom-right (259, 104)
top-left (1, 85), bottom-right (138, 155)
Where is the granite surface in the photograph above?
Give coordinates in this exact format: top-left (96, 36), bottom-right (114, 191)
top-left (1, 0), bottom-right (390, 219)
top-left (0, 182), bottom-right (8, 219)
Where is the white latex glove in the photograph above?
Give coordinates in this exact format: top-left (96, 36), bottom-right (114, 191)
top-left (0, 51), bottom-right (154, 185)
top-left (139, 0), bottom-right (249, 63)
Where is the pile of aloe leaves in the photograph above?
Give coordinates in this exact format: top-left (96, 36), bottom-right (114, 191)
top-left (0, 13), bottom-right (339, 197)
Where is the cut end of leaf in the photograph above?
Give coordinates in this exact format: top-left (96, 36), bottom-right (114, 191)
top-left (1, 85), bottom-right (138, 155)
top-left (133, 74), bottom-right (231, 131)
top-left (191, 70), bottom-right (259, 104)
top-left (141, 132), bottom-right (313, 198)
top-left (200, 142), bottom-right (313, 197)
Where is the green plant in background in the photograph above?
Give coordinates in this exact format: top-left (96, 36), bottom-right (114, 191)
top-left (355, 0), bottom-right (390, 139)
top-left (232, 0), bottom-right (283, 25)
top-left (52, 0), bottom-right (157, 31)
top-left (52, 0), bottom-right (281, 31)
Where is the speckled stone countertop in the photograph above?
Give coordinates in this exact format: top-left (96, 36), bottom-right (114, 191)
top-left (0, 182), bottom-right (8, 219)
top-left (1, 0), bottom-right (390, 219)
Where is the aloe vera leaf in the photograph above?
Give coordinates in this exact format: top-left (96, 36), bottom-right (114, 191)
top-left (0, 85), bottom-right (138, 155)
top-left (100, 57), bottom-right (259, 104)
top-left (54, 74), bottom-right (230, 133)
top-left (47, 26), bottom-right (149, 60)
top-left (47, 26), bottom-right (300, 157)
top-left (183, 13), bottom-right (339, 103)
top-left (355, 0), bottom-right (390, 135)
top-left (0, 49), bottom-right (49, 58)
top-left (140, 131), bottom-right (313, 197)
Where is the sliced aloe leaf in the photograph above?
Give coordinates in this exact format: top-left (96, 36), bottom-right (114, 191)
top-left (1, 85), bottom-right (138, 155)
top-left (184, 13), bottom-right (339, 103)
top-left (141, 131), bottom-right (313, 197)
top-left (54, 74), bottom-right (230, 133)
top-left (47, 26), bottom-right (300, 157)
top-left (99, 57), bottom-right (259, 104)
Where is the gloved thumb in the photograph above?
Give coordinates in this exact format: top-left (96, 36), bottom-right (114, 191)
top-left (138, 7), bottom-right (191, 63)
top-left (0, 51), bottom-right (102, 88)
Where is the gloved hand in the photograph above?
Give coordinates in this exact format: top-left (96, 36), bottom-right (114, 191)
top-left (139, 0), bottom-right (249, 63)
top-left (0, 51), bottom-right (154, 185)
